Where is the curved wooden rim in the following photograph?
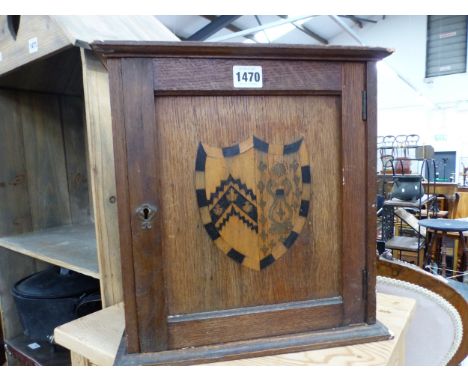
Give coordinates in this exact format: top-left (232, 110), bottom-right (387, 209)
top-left (377, 257), bottom-right (468, 365)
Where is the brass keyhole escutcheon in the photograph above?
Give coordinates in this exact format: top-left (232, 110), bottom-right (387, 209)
top-left (136, 203), bottom-right (157, 230)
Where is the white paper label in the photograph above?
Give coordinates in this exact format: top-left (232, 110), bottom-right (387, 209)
top-left (0, 52), bottom-right (2, 62)
top-left (28, 37), bottom-right (38, 54)
top-left (233, 66), bottom-right (263, 88)
top-left (28, 342), bottom-right (41, 350)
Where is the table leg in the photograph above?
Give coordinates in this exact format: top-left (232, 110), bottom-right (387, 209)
top-left (424, 230), bottom-right (434, 268)
top-left (440, 231), bottom-right (447, 277)
top-left (457, 231), bottom-right (467, 282)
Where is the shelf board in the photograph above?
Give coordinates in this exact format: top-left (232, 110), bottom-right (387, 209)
top-left (385, 236), bottom-right (424, 252)
top-left (383, 194), bottom-right (436, 208)
top-left (0, 224), bottom-right (99, 279)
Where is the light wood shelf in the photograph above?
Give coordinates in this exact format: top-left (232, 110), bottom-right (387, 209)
top-left (0, 223), bottom-right (99, 279)
top-left (383, 194), bottom-right (436, 208)
top-left (385, 236), bottom-right (424, 252)
top-left (54, 293), bottom-right (416, 366)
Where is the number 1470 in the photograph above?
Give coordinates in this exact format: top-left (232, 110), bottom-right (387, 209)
top-left (236, 71), bottom-right (261, 82)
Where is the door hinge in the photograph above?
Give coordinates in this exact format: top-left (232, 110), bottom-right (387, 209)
top-left (362, 90), bottom-right (367, 121)
top-left (362, 268), bottom-right (368, 299)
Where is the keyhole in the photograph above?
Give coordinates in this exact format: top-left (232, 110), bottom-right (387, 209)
top-left (136, 203), bottom-right (156, 230)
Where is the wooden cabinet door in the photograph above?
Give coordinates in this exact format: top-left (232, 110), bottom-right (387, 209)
top-left (102, 44), bottom-right (388, 362)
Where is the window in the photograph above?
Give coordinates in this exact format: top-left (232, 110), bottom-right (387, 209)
top-left (426, 15), bottom-right (468, 78)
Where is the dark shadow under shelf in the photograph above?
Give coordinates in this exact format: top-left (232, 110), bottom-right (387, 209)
top-left (4, 334), bottom-right (71, 366)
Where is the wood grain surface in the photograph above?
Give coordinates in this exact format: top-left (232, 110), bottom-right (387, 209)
top-left (61, 95), bottom-right (90, 225)
top-left (156, 95), bottom-right (342, 316)
top-left (341, 63), bottom-right (366, 325)
top-left (0, 87), bottom-right (93, 359)
top-left (55, 302), bottom-right (125, 366)
top-left (0, 90), bottom-right (43, 344)
top-left (0, 224), bottom-right (98, 278)
top-left (81, 49), bottom-right (123, 307)
top-left (108, 58), bottom-right (169, 353)
top-left (104, 46), bottom-right (386, 358)
top-left (455, 189), bottom-right (468, 218)
top-left (153, 59), bottom-right (342, 94)
top-left (92, 41), bottom-right (393, 62)
top-left (0, 47), bottom-right (83, 96)
top-left (168, 300), bottom-right (343, 349)
top-left (55, 294), bottom-right (406, 366)
top-left (20, 92), bottom-right (72, 230)
top-left (212, 293), bottom-right (414, 365)
top-left (107, 58), bottom-right (141, 354)
top-left (0, 15), bottom-right (71, 76)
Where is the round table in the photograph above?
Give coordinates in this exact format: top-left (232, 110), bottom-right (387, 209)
top-left (418, 219), bottom-right (468, 278)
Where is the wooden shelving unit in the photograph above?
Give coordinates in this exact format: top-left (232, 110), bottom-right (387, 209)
top-left (0, 15), bottom-right (179, 366)
top-left (383, 194), bottom-right (437, 208)
top-left (0, 224), bottom-right (98, 279)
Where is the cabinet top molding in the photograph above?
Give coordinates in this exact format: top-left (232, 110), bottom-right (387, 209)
top-left (91, 41), bottom-right (393, 62)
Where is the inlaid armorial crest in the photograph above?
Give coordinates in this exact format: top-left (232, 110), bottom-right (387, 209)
top-left (195, 135), bottom-right (311, 271)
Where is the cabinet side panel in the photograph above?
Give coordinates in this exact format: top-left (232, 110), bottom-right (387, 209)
top-left (341, 63), bottom-right (367, 325)
top-left (107, 59), bottom-right (140, 353)
top-left (365, 62), bottom-right (378, 324)
top-left (111, 58), bottom-right (169, 352)
top-left (81, 50), bottom-right (123, 308)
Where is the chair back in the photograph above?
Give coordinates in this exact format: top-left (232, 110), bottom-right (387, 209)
top-left (377, 257), bottom-right (468, 365)
top-left (448, 192), bottom-right (461, 219)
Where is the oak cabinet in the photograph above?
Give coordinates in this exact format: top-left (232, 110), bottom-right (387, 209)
top-left (93, 42), bottom-right (393, 365)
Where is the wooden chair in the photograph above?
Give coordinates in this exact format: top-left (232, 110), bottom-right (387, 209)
top-left (448, 192), bottom-right (461, 219)
top-left (377, 257), bottom-right (467, 365)
top-left (385, 208), bottom-right (426, 267)
top-left (420, 192), bottom-right (460, 218)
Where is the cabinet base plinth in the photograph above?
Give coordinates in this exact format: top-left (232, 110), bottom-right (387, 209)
top-left (114, 321), bottom-right (391, 366)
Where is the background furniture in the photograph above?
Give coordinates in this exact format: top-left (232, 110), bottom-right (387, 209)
top-left (425, 151), bottom-right (457, 182)
top-left (419, 218), bottom-right (468, 279)
top-left (456, 187), bottom-right (468, 218)
top-left (54, 293), bottom-right (415, 366)
top-left (376, 276), bottom-right (463, 366)
top-left (0, 15), bottom-right (178, 365)
top-left (377, 256), bottom-right (468, 365)
top-left (379, 158), bottom-right (437, 267)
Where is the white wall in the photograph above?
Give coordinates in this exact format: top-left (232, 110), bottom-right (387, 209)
top-left (330, 16), bottom-right (468, 182)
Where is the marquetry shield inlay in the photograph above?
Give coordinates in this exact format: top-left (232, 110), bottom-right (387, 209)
top-left (195, 136), bottom-right (311, 271)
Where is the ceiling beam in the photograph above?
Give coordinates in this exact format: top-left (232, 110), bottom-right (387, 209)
top-left (278, 15), bottom-right (328, 45)
top-left (254, 15), bottom-right (270, 43)
top-left (340, 15), bottom-right (378, 26)
top-left (201, 15), bottom-right (258, 42)
top-left (329, 15), bottom-right (363, 44)
top-left (207, 15), bottom-right (316, 42)
top-left (328, 15), bottom-right (438, 109)
top-left (186, 15), bottom-right (241, 41)
top-left (339, 15), bottom-right (363, 28)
